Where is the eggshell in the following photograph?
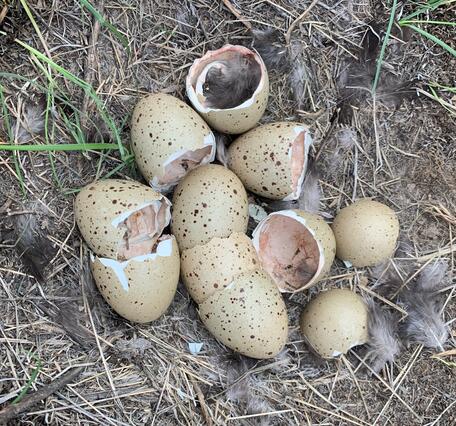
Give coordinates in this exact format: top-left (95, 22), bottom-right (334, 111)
top-left (199, 269), bottom-right (288, 359)
top-left (186, 45), bottom-right (269, 134)
top-left (181, 233), bottom-right (259, 304)
top-left (75, 179), bottom-right (171, 260)
top-left (332, 199), bottom-right (400, 267)
top-left (300, 289), bottom-right (368, 358)
top-left (91, 237), bottom-right (180, 323)
top-left (252, 210), bottom-right (335, 293)
top-left (171, 164), bottom-right (249, 251)
top-left (228, 122), bottom-right (312, 200)
top-left (131, 93), bottom-right (216, 192)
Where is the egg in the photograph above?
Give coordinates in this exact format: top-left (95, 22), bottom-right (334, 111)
top-left (199, 269), bottom-right (288, 359)
top-left (181, 233), bottom-right (259, 304)
top-left (228, 122), bottom-right (313, 200)
top-left (171, 164), bottom-right (249, 251)
top-left (300, 289), bottom-right (368, 358)
top-left (186, 45), bottom-right (269, 134)
top-left (252, 210), bottom-right (335, 293)
top-left (91, 236), bottom-right (180, 323)
top-left (332, 199), bottom-right (400, 267)
top-left (130, 93), bottom-right (216, 192)
top-left (75, 179), bottom-right (171, 260)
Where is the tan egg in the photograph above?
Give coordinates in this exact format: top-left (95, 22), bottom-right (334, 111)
top-left (171, 164), bottom-right (249, 251)
top-left (300, 289), bottom-right (368, 358)
top-left (181, 233), bottom-right (259, 304)
top-left (91, 236), bottom-right (180, 323)
top-left (186, 45), bottom-right (269, 134)
top-left (332, 199), bottom-right (400, 267)
top-left (131, 93), bottom-right (216, 192)
top-left (75, 179), bottom-right (171, 260)
top-left (199, 269), bottom-right (288, 359)
top-left (228, 122), bottom-right (312, 200)
top-left (252, 210), bottom-right (335, 293)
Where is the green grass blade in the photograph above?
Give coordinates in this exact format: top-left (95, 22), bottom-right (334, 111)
top-left (400, 20), bottom-right (456, 26)
top-left (0, 143), bottom-right (120, 152)
top-left (401, 0), bottom-right (456, 21)
top-left (12, 356), bottom-right (42, 404)
top-left (402, 23), bottom-right (456, 57)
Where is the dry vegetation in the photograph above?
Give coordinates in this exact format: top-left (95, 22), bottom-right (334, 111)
top-left (0, 0), bottom-right (455, 425)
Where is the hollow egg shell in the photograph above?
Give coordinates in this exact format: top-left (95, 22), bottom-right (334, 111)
top-left (199, 269), bottom-right (288, 359)
top-left (332, 199), bottom-right (400, 267)
top-left (186, 45), bottom-right (269, 134)
top-left (171, 164), bottom-right (249, 251)
top-left (252, 209), bottom-right (335, 293)
top-left (181, 232), bottom-right (259, 304)
top-left (131, 93), bottom-right (216, 192)
top-left (300, 289), bottom-right (368, 358)
top-left (228, 122), bottom-right (312, 200)
top-left (75, 179), bottom-right (171, 260)
top-left (91, 236), bottom-right (180, 323)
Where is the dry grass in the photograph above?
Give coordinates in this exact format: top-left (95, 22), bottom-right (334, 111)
top-left (0, 0), bottom-right (455, 425)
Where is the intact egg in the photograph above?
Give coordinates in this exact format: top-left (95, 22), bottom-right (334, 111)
top-left (332, 199), bottom-right (400, 267)
top-left (199, 269), bottom-right (288, 359)
top-left (171, 164), bottom-right (249, 251)
top-left (181, 232), bottom-right (259, 304)
top-left (300, 289), bottom-right (368, 358)
top-left (228, 122), bottom-right (312, 200)
top-left (186, 45), bottom-right (269, 134)
top-left (131, 93), bottom-right (216, 192)
top-left (91, 236), bottom-right (180, 323)
top-left (252, 210), bottom-right (335, 293)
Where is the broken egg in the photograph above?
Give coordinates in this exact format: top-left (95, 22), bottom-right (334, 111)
top-left (228, 122), bottom-right (312, 200)
top-left (181, 232), bottom-right (259, 304)
top-left (186, 45), bottom-right (269, 134)
top-left (171, 164), bottom-right (249, 251)
top-left (91, 236), bottom-right (180, 323)
top-left (332, 199), bottom-right (400, 267)
top-left (300, 289), bottom-right (368, 358)
top-left (252, 210), bottom-right (335, 293)
top-left (130, 93), bottom-right (216, 192)
top-left (199, 269), bottom-right (288, 359)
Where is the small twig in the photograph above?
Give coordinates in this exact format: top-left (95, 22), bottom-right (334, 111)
top-left (285, 0), bottom-right (319, 45)
top-left (0, 5), bottom-right (8, 25)
top-left (191, 379), bottom-right (213, 426)
top-left (221, 0), bottom-right (252, 30)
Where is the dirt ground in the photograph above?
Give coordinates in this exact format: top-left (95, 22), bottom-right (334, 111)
top-left (0, 0), bottom-right (455, 425)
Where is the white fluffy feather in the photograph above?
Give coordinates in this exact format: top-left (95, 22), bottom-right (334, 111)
top-left (215, 133), bottom-right (229, 167)
top-left (13, 103), bottom-right (45, 142)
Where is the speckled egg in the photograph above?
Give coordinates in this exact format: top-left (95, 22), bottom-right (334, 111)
top-left (171, 164), bottom-right (249, 251)
top-left (75, 179), bottom-right (171, 260)
top-left (186, 45), bottom-right (269, 134)
top-left (228, 122), bottom-right (312, 200)
top-left (332, 199), bottom-right (400, 267)
top-left (91, 237), bottom-right (180, 323)
top-left (252, 210), bottom-right (335, 293)
top-left (131, 93), bottom-right (216, 192)
top-left (300, 289), bottom-right (368, 358)
top-left (181, 232), bottom-right (259, 304)
top-left (199, 269), bottom-right (288, 359)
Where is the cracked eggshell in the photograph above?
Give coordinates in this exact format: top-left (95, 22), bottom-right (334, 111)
top-left (252, 209), bottom-right (335, 293)
top-left (228, 122), bottom-right (312, 200)
top-left (171, 164), bottom-right (249, 251)
top-left (186, 45), bottom-right (269, 134)
top-left (91, 237), bottom-right (180, 323)
top-left (181, 233), bottom-right (259, 304)
top-left (199, 269), bottom-right (288, 359)
top-left (300, 289), bottom-right (368, 358)
top-left (332, 199), bottom-right (400, 267)
top-left (131, 93), bottom-right (216, 192)
top-left (75, 179), bottom-right (171, 259)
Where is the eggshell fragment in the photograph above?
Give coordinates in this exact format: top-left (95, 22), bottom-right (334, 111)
top-left (75, 179), bottom-right (171, 260)
top-left (91, 237), bottom-right (180, 323)
top-left (186, 45), bottom-right (269, 134)
top-left (131, 93), bottom-right (216, 192)
top-left (332, 199), bottom-right (400, 267)
top-left (252, 210), bottom-right (335, 293)
top-left (181, 233), bottom-right (259, 304)
top-left (300, 289), bottom-right (368, 358)
top-left (199, 269), bottom-right (288, 359)
top-left (171, 164), bottom-right (249, 251)
top-left (228, 122), bottom-right (312, 200)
